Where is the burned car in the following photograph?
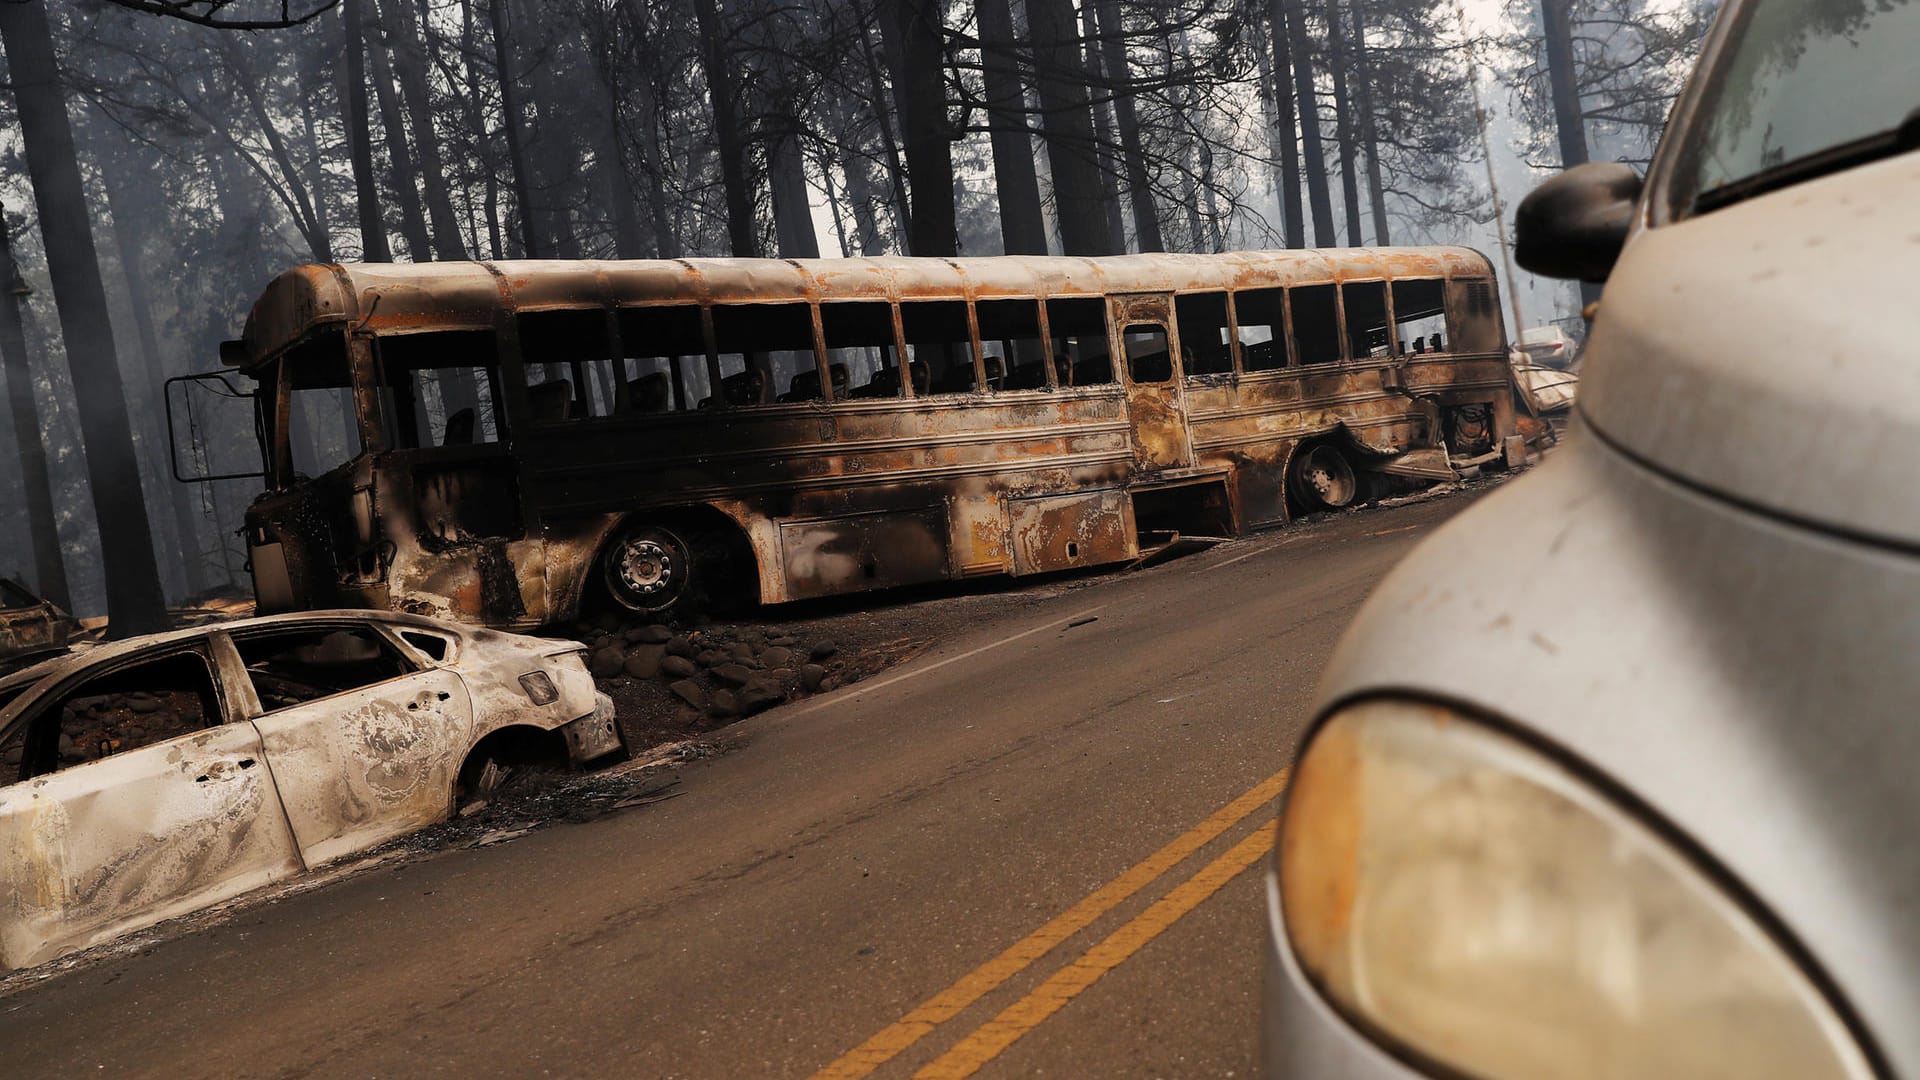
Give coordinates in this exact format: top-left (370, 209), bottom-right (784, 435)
top-left (0, 610), bottom-right (622, 972)
top-left (0, 577), bottom-right (75, 674)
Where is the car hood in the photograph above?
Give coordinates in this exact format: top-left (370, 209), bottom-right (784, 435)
top-left (1580, 149), bottom-right (1920, 549)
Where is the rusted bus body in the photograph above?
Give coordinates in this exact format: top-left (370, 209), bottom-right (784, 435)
top-left (227, 248), bottom-right (1515, 630)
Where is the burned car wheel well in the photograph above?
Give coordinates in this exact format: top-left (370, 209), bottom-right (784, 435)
top-left (456, 724), bottom-right (571, 797)
top-left (589, 506), bottom-right (759, 615)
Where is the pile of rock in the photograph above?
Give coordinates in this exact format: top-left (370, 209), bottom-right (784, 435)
top-left (573, 615), bottom-right (842, 722)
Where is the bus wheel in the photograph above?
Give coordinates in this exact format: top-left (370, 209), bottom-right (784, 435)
top-left (603, 524), bottom-right (695, 613)
top-left (1288, 444), bottom-right (1358, 511)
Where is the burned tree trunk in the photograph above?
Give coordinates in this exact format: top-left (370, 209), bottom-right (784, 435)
top-left (342, 0), bottom-right (392, 260)
top-left (858, 15), bottom-right (913, 250)
top-left (769, 122), bottom-right (821, 259)
top-left (1350, 0), bottom-right (1389, 245)
top-left (1093, 0), bottom-right (1163, 252)
top-left (488, 0), bottom-right (541, 257)
top-left (1264, 0), bottom-right (1305, 247)
top-left (879, 0), bottom-right (958, 257)
top-left (1280, 0), bottom-right (1336, 247)
top-left (1078, 0), bottom-right (1126, 253)
top-left (0, 0), bottom-right (167, 634)
top-left (621, 1), bottom-right (681, 258)
top-left (1027, 0), bottom-right (1115, 256)
top-left (977, 0), bottom-right (1047, 255)
top-left (1541, 0), bottom-right (1599, 306)
top-left (99, 155), bottom-right (211, 599)
top-left (378, 0), bottom-right (468, 260)
top-left (364, 11), bottom-right (435, 261)
top-left (0, 205), bottom-right (68, 609)
top-left (1323, 0), bottom-right (1363, 246)
top-left (691, 0), bottom-right (760, 257)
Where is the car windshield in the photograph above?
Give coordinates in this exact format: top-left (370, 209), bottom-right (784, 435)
top-left (1680, 0), bottom-right (1920, 211)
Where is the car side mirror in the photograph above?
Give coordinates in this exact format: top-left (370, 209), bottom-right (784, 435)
top-left (1514, 162), bottom-right (1644, 283)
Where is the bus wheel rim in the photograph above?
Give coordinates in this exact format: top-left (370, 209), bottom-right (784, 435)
top-left (1300, 447), bottom-right (1356, 508)
top-left (615, 537), bottom-right (678, 600)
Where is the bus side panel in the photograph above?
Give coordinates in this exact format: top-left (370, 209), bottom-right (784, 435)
top-left (778, 506), bottom-right (950, 601)
top-left (1008, 490), bottom-right (1134, 576)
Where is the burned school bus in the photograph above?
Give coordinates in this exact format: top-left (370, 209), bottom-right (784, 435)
top-left (212, 249), bottom-right (1517, 630)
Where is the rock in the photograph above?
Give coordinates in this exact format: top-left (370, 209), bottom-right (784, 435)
top-left (56, 732), bottom-right (75, 756)
top-left (800, 663), bottom-right (826, 692)
top-left (729, 642), bottom-right (756, 663)
top-left (660, 655), bottom-right (697, 679)
top-left (622, 626), bottom-right (649, 643)
top-left (759, 646), bottom-right (793, 669)
top-left (738, 679), bottom-right (785, 715)
top-left (665, 634), bottom-right (695, 658)
top-left (809, 640), bottom-right (839, 660)
top-left (623, 645), bottom-right (665, 679)
top-left (769, 634), bottom-right (799, 648)
top-left (127, 694), bottom-right (161, 714)
top-left (768, 667), bottom-right (796, 692)
top-left (668, 679), bottom-right (708, 710)
top-left (712, 662), bottom-right (754, 687)
top-left (594, 634), bottom-right (620, 653)
top-left (696, 649), bottom-right (724, 669)
top-left (820, 675), bottom-right (840, 692)
top-left (708, 689), bottom-right (738, 719)
top-left (589, 648), bottom-right (626, 679)
top-left (637, 624), bottom-right (672, 644)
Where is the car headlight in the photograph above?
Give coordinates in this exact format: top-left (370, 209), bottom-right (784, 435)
top-left (1279, 699), bottom-right (1874, 1080)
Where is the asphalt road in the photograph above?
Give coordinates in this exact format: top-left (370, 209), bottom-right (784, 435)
top-left (0, 491), bottom-right (1481, 1079)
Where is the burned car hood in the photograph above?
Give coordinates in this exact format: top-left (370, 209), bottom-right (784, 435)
top-left (1579, 150), bottom-right (1920, 550)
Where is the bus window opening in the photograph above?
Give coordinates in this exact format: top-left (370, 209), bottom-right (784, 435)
top-left (978, 299), bottom-right (1046, 390)
top-left (823, 301), bottom-right (903, 399)
top-left (1343, 281), bottom-right (1391, 359)
top-left (1391, 280), bottom-right (1447, 354)
top-left (1175, 292), bottom-right (1234, 376)
top-left (1235, 288), bottom-right (1286, 372)
top-left (1046, 297), bottom-right (1112, 387)
top-left (1291, 285), bottom-right (1341, 364)
top-left (902, 300), bottom-right (978, 395)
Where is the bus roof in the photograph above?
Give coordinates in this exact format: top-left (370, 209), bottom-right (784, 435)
top-left (232, 248), bottom-right (1495, 371)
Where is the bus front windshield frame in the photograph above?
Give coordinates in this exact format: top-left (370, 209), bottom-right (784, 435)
top-left (266, 336), bottom-right (365, 490)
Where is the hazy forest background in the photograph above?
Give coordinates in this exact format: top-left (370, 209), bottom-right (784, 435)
top-left (0, 0), bottom-right (1711, 631)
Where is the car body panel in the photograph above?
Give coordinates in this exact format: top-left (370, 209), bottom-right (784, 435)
top-left (1582, 149), bottom-right (1920, 549)
top-left (249, 665), bottom-right (473, 868)
top-left (0, 720), bottom-right (304, 970)
top-left (1284, 426), bottom-right (1917, 1074)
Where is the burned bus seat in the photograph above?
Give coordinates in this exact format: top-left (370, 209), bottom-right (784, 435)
top-left (443, 408), bottom-right (476, 445)
top-left (782, 369), bottom-right (823, 402)
top-left (529, 379), bottom-right (575, 423)
top-left (623, 372), bottom-right (671, 413)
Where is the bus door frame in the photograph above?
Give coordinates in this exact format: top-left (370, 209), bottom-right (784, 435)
top-left (1108, 292), bottom-right (1194, 474)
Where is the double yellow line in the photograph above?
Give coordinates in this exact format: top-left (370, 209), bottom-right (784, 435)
top-left (812, 766), bottom-right (1291, 1080)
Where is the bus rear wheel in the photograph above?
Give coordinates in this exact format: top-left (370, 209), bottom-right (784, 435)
top-left (603, 524), bottom-right (696, 614)
top-left (1288, 444), bottom-right (1358, 511)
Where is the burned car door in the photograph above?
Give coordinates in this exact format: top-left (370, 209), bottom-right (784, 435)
top-left (0, 645), bottom-right (304, 970)
top-left (232, 624), bottom-right (475, 867)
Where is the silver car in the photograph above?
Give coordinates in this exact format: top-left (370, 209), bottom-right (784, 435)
top-left (1265, 1), bottom-right (1917, 1077)
top-left (0, 610), bottom-right (622, 972)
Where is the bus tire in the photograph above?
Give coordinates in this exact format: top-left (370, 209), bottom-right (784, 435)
top-left (602, 522), bottom-right (697, 614)
top-left (1288, 443), bottom-right (1358, 511)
